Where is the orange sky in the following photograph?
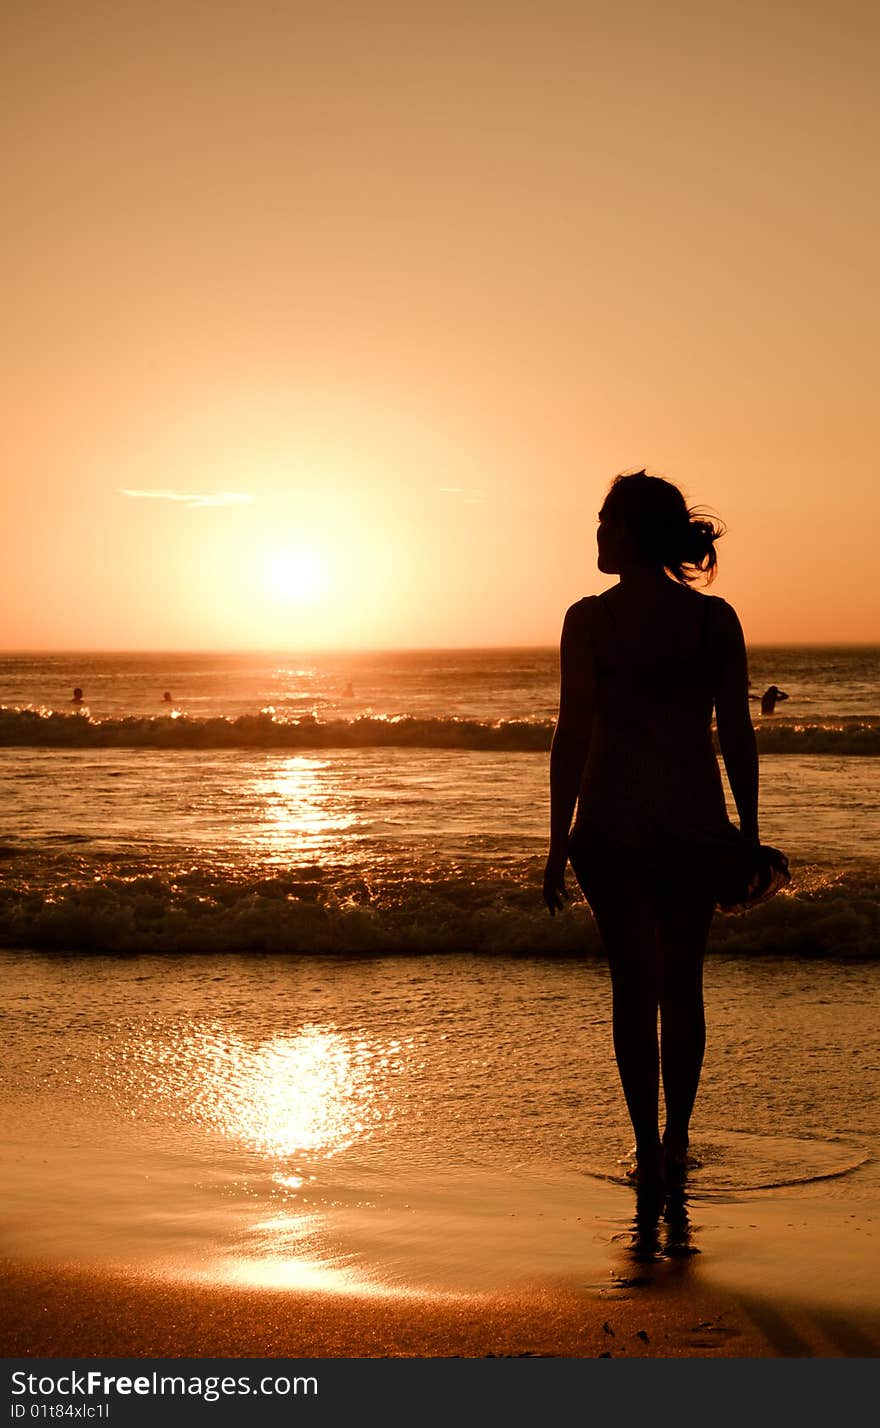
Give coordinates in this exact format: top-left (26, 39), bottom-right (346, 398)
top-left (2, 0), bottom-right (878, 649)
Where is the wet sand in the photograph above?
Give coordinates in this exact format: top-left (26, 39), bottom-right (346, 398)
top-left (3, 952), bottom-right (878, 1360)
top-left (3, 1182), bottom-right (878, 1359)
top-left (0, 1257), bottom-right (772, 1358)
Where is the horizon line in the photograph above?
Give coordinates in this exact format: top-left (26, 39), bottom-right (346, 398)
top-left (2, 640), bottom-right (879, 657)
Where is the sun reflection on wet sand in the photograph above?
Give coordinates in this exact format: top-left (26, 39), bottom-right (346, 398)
top-left (125, 1021), bottom-right (412, 1292)
top-left (195, 1212), bottom-right (416, 1296)
top-left (197, 1023), bottom-right (411, 1298)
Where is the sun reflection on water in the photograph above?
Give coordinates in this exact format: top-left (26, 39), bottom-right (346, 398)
top-left (249, 756), bottom-right (356, 858)
top-left (134, 1023), bottom-right (393, 1166)
top-left (208, 1029), bottom-right (372, 1158)
top-left (109, 1016), bottom-right (415, 1179)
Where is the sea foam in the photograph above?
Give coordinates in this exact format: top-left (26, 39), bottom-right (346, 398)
top-left (1, 865), bottom-right (876, 958)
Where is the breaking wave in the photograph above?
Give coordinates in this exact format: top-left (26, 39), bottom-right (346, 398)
top-left (2, 708), bottom-right (880, 755)
top-left (1, 865), bottom-right (876, 958)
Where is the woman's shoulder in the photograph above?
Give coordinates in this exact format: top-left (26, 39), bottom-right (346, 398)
top-left (561, 597), bottom-right (594, 636)
top-left (563, 594), bottom-right (601, 622)
top-left (696, 593), bottom-right (746, 657)
top-left (701, 591), bottom-right (731, 607)
top-left (700, 591), bottom-right (741, 625)
top-left (559, 597), bottom-right (603, 659)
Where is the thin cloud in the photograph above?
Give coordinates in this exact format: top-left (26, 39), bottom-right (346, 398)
top-left (119, 488), bottom-right (255, 508)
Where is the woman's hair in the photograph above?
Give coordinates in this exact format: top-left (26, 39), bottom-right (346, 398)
top-left (600, 470), bottom-right (724, 585)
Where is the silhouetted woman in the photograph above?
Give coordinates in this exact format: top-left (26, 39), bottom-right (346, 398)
top-left (543, 472), bottom-right (760, 1189)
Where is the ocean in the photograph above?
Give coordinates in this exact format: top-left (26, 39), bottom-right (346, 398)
top-left (0, 645), bottom-right (878, 958)
top-left (1, 646), bottom-right (879, 1296)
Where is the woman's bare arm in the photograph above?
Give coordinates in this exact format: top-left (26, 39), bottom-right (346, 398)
top-left (713, 602), bottom-right (760, 844)
top-left (544, 602), bottom-right (595, 912)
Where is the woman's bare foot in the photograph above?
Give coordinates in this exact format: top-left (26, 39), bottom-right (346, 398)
top-left (662, 1133), bottom-right (690, 1182)
top-left (626, 1140), bottom-right (665, 1189)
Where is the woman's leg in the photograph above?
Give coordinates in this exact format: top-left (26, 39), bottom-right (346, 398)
top-left (655, 896), bottom-right (715, 1167)
top-left (589, 893), bottom-right (663, 1176)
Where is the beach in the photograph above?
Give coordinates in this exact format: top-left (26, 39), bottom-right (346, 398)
top-left (1, 948), bottom-right (878, 1359)
top-left (0, 1255), bottom-right (832, 1358)
top-left (1, 648), bottom-right (878, 1359)
top-left (2, 1150), bottom-right (878, 1359)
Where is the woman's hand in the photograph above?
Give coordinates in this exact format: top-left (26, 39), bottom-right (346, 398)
top-left (543, 844), bottom-right (570, 916)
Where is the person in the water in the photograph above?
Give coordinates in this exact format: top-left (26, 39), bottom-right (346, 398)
top-left (544, 471), bottom-right (769, 1190)
top-left (71, 687), bottom-right (84, 705)
top-left (162, 691), bottom-right (172, 703)
top-left (759, 685), bottom-right (789, 716)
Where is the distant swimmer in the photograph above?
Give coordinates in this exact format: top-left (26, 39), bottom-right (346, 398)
top-left (343, 681), bottom-right (354, 698)
top-left (760, 685), bottom-right (789, 716)
top-left (71, 687), bottom-right (84, 705)
top-left (162, 691), bottom-right (172, 703)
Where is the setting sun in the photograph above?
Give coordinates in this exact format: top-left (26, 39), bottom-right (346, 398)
top-left (268, 550), bottom-right (326, 601)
